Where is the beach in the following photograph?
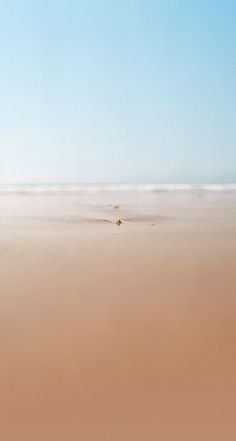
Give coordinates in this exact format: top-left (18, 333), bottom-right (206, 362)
top-left (0, 186), bottom-right (236, 441)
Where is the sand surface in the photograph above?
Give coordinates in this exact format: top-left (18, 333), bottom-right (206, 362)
top-left (0, 189), bottom-right (236, 441)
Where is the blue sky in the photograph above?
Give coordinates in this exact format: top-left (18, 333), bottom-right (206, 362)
top-left (0, 0), bottom-right (235, 183)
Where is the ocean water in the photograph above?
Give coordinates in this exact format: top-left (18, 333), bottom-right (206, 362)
top-left (0, 183), bottom-right (236, 194)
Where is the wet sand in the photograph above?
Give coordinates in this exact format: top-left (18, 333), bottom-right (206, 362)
top-left (0, 190), bottom-right (236, 441)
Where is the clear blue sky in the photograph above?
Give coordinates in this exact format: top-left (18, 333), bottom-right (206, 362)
top-left (0, 0), bottom-right (235, 183)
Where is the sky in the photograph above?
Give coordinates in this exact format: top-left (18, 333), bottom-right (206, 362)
top-left (0, 0), bottom-right (235, 183)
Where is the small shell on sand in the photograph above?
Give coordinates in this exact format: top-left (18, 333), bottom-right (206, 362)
top-left (115, 219), bottom-right (122, 225)
top-left (112, 205), bottom-right (120, 209)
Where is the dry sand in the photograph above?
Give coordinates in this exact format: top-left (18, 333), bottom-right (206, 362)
top-left (0, 190), bottom-right (236, 441)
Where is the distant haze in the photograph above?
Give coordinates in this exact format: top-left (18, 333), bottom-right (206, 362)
top-left (0, 0), bottom-right (235, 183)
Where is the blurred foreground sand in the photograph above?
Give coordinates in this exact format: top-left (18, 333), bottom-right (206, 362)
top-left (0, 190), bottom-right (236, 441)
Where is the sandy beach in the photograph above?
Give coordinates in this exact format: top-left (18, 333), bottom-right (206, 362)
top-left (0, 187), bottom-right (236, 441)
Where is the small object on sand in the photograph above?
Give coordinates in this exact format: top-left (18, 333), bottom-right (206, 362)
top-left (112, 205), bottom-right (120, 209)
top-left (115, 219), bottom-right (122, 225)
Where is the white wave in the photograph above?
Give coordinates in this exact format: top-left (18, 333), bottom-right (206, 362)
top-left (0, 183), bottom-right (236, 194)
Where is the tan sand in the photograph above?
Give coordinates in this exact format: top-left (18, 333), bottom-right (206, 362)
top-left (0, 190), bottom-right (236, 441)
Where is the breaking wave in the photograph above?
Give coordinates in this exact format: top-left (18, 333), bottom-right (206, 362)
top-left (0, 183), bottom-right (236, 194)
